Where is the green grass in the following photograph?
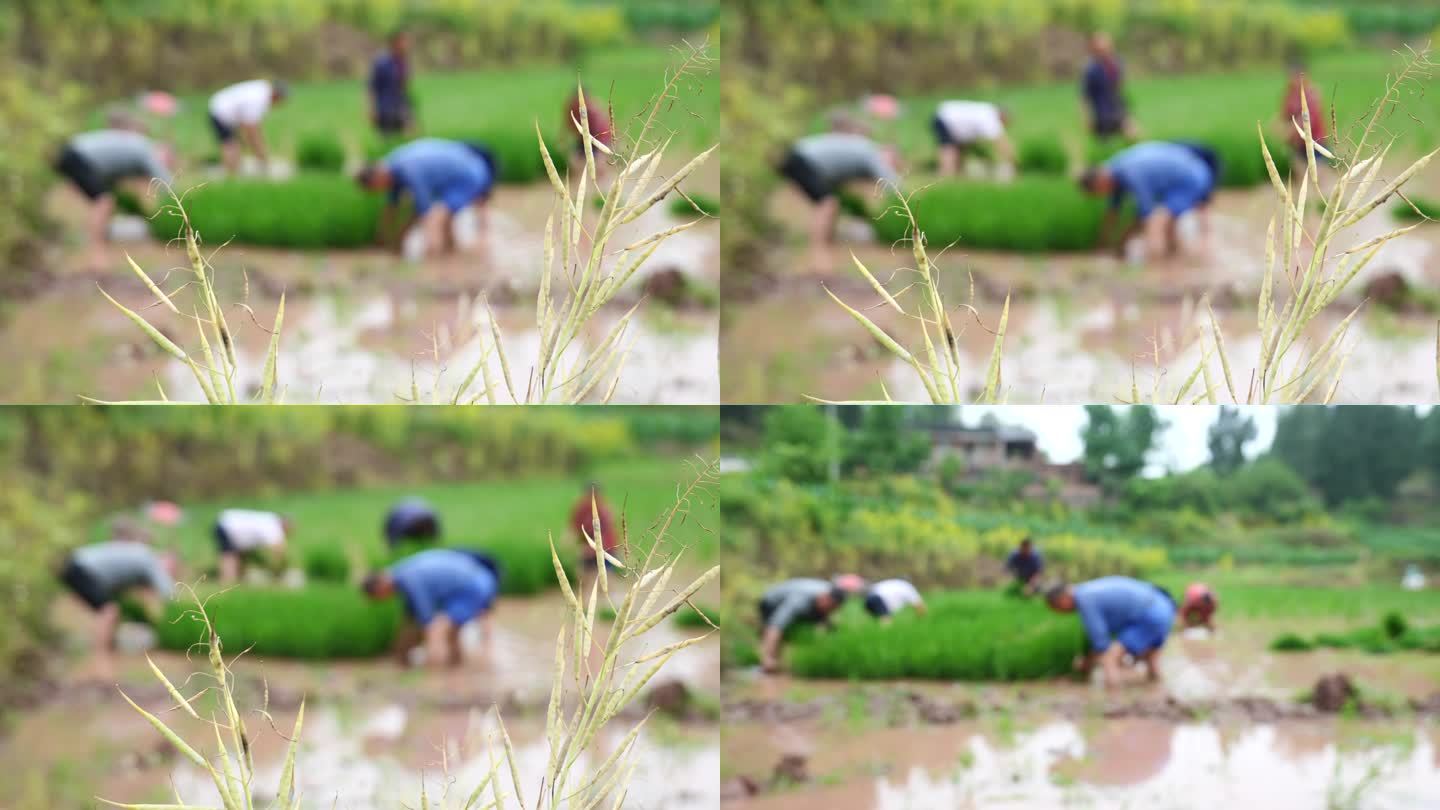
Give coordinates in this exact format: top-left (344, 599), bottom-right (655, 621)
top-left (785, 590), bottom-right (1085, 681)
top-left (1393, 195), bottom-right (1440, 222)
top-left (302, 545), bottom-right (351, 584)
top-left (100, 456), bottom-right (716, 597)
top-left (153, 585), bottom-right (403, 659)
top-left (1151, 571), bottom-right (1440, 622)
top-left (135, 44), bottom-right (718, 170)
top-left (874, 50), bottom-right (1440, 173)
top-left (1016, 133), bottom-right (1068, 175)
top-left (149, 174), bottom-right (384, 249)
top-left (873, 177), bottom-right (1120, 252)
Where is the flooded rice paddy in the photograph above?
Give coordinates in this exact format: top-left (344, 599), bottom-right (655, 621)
top-left (2, 170), bottom-right (718, 404)
top-left (721, 621), bottom-right (1440, 809)
top-left (1, 586), bottom-right (720, 808)
top-left (723, 186), bottom-right (1440, 403)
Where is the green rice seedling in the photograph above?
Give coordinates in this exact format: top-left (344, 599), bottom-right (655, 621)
top-left (1017, 133), bottom-right (1069, 175)
top-left (86, 199), bottom-right (286, 404)
top-left (103, 457), bottom-right (721, 810)
top-left (294, 131), bottom-right (346, 173)
top-left (836, 188), bottom-right (872, 220)
top-left (1187, 129), bottom-right (1294, 188)
top-left (786, 592), bottom-right (1084, 680)
top-left (673, 602), bottom-right (719, 628)
top-left (822, 195), bottom-right (1009, 404)
top-left (871, 178), bottom-right (1118, 252)
top-left (668, 191), bottom-right (719, 218)
top-left (153, 584), bottom-right (403, 658)
top-left (147, 174), bottom-right (384, 249)
top-left (301, 545), bottom-right (350, 584)
top-left (437, 44), bottom-right (717, 404)
top-left (1270, 632), bottom-right (1315, 652)
top-left (1156, 48), bottom-right (1440, 405)
top-left (1382, 610), bottom-right (1408, 639)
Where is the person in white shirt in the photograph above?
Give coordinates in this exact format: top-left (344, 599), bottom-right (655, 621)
top-left (208, 79), bottom-right (290, 175)
top-left (214, 508), bottom-right (291, 582)
top-left (863, 578), bottom-right (926, 624)
top-left (932, 100), bottom-right (1014, 179)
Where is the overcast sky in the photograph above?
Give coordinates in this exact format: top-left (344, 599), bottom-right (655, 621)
top-left (960, 406), bottom-right (1280, 475)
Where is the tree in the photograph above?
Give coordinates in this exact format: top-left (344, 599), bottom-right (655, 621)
top-left (759, 406), bottom-right (837, 483)
top-left (844, 406), bottom-right (929, 476)
top-left (1081, 405), bottom-right (1167, 494)
top-left (1269, 406), bottom-right (1423, 505)
top-left (1207, 406), bottom-right (1257, 476)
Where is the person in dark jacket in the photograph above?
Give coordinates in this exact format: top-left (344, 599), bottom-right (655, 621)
top-left (369, 30), bottom-right (414, 136)
top-left (384, 497), bottom-right (441, 547)
top-left (1081, 33), bottom-right (1136, 140)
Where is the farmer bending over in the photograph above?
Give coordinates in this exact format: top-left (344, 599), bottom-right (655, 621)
top-left (863, 578), bottom-right (926, 624)
top-left (208, 79), bottom-right (289, 175)
top-left (384, 497), bottom-right (441, 548)
top-left (357, 138), bottom-right (496, 259)
top-left (758, 577), bottom-right (853, 673)
top-left (778, 132), bottom-right (900, 272)
top-left (571, 481), bottom-right (618, 592)
top-left (933, 100), bottom-right (1014, 180)
top-left (214, 508), bottom-right (291, 583)
top-left (1179, 582), bottom-right (1218, 632)
top-left (58, 539), bottom-right (176, 676)
top-left (1080, 141), bottom-right (1218, 263)
top-left (1044, 576), bottom-right (1177, 688)
top-left (1005, 537), bottom-right (1045, 594)
top-left (369, 29), bottom-right (414, 136)
top-left (363, 548), bottom-right (501, 668)
top-left (54, 126), bottom-right (173, 272)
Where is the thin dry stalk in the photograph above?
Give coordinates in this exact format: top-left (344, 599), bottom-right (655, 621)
top-left (443, 43), bottom-right (717, 405)
top-left (85, 193), bottom-right (284, 405)
top-left (818, 191), bottom-right (1008, 404)
top-left (1152, 47), bottom-right (1437, 404)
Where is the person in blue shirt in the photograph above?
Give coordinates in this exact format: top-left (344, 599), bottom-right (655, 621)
top-left (368, 30), bottom-right (414, 136)
top-left (1080, 141), bottom-right (1219, 263)
top-left (356, 138), bottom-right (497, 258)
top-left (1004, 537), bottom-right (1045, 594)
top-left (383, 497), bottom-right (441, 547)
top-left (1044, 576), bottom-right (1177, 687)
top-left (362, 548), bottom-right (501, 668)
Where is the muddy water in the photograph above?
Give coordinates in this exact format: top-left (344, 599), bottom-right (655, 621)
top-left (725, 185), bottom-right (1440, 403)
top-left (1, 172), bottom-right (717, 404)
top-left (723, 717), bottom-right (1440, 810)
top-left (1, 588), bottom-right (720, 808)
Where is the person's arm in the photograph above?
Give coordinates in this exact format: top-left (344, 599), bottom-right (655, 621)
top-left (423, 613), bottom-right (456, 669)
top-left (912, 596), bottom-right (927, 616)
top-left (1076, 597), bottom-right (1112, 661)
top-left (1098, 641), bottom-right (1126, 687)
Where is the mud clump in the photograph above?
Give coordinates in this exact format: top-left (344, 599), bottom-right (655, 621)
top-left (720, 775), bottom-right (761, 801)
top-left (645, 679), bottom-right (693, 719)
top-left (1364, 271), bottom-right (1410, 310)
top-left (772, 753), bottom-right (810, 785)
top-left (1310, 673), bottom-right (1358, 713)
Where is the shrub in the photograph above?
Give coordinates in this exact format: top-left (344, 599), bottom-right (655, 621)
top-left (1382, 610), bottom-right (1408, 639)
top-left (786, 591), bottom-right (1085, 680)
top-left (1017, 134), bottom-right (1068, 175)
top-left (1270, 633), bottom-right (1314, 652)
top-left (303, 545), bottom-right (351, 584)
top-left (295, 131), bottom-right (346, 173)
top-left (148, 174), bottom-right (384, 249)
top-left (365, 129), bottom-right (569, 185)
top-left (871, 178), bottom-right (1122, 252)
top-left (153, 585), bottom-right (402, 658)
top-left (669, 192), bottom-right (719, 218)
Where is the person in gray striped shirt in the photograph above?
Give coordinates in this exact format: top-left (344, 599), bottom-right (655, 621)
top-left (53, 127), bottom-right (173, 271)
top-left (778, 132), bottom-right (901, 272)
top-left (58, 540), bottom-right (177, 672)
